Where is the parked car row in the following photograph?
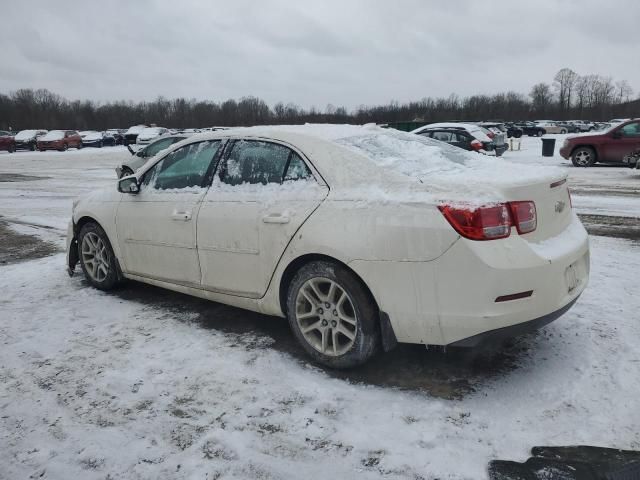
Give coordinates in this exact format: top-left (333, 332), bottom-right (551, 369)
top-left (411, 123), bottom-right (508, 156)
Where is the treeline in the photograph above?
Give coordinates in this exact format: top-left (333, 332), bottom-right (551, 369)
top-left (0, 68), bottom-right (637, 131)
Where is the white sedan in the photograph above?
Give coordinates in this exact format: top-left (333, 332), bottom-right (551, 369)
top-left (67, 125), bottom-right (589, 368)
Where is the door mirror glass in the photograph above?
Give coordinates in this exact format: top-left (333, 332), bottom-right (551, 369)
top-left (118, 176), bottom-right (139, 194)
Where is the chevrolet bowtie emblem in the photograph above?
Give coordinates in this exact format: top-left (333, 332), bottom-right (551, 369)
top-left (555, 201), bottom-right (566, 213)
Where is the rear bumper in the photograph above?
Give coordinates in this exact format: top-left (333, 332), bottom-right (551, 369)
top-left (349, 214), bottom-right (589, 346)
top-left (449, 296), bottom-right (579, 347)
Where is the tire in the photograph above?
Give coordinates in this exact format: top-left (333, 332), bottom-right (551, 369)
top-left (78, 222), bottom-right (120, 290)
top-left (119, 166), bottom-right (134, 178)
top-left (30, 142), bottom-right (36, 151)
top-left (8, 144), bottom-right (15, 153)
top-left (286, 260), bottom-right (380, 368)
top-left (98, 141), bottom-right (103, 148)
top-left (536, 129), bottom-right (544, 137)
top-left (571, 147), bottom-right (596, 167)
top-left (560, 129), bottom-right (568, 134)
top-left (515, 131), bottom-right (522, 138)
top-left (77, 142), bottom-right (83, 150)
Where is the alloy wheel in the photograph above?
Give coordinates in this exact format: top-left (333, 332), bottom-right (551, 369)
top-left (295, 277), bottom-right (357, 356)
top-left (575, 150), bottom-right (591, 166)
top-left (81, 232), bottom-right (110, 282)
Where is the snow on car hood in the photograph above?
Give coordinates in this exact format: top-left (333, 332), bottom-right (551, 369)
top-left (15, 130), bottom-right (40, 141)
top-left (40, 131), bottom-right (65, 141)
top-left (83, 132), bottom-right (103, 141)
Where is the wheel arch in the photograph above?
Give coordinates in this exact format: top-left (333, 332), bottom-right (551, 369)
top-left (570, 144), bottom-right (598, 160)
top-left (278, 253), bottom-right (379, 315)
top-left (277, 253), bottom-right (398, 352)
top-left (74, 215), bottom-right (124, 280)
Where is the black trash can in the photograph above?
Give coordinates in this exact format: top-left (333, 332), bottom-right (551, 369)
top-left (541, 138), bottom-right (556, 157)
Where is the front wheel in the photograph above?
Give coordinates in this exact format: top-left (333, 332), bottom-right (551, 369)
top-left (286, 261), bottom-right (380, 368)
top-left (78, 222), bottom-right (120, 290)
top-left (119, 166), bottom-right (134, 178)
top-left (536, 129), bottom-right (544, 137)
top-left (560, 129), bottom-right (568, 134)
top-left (571, 147), bottom-right (596, 167)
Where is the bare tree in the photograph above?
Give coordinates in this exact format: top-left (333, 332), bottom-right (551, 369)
top-left (553, 68), bottom-right (578, 113)
top-left (614, 80), bottom-right (633, 104)
top-left (529, 83), bottom-right (554, 115)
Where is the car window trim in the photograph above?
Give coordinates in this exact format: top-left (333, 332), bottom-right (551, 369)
top-left (216, 137), bottom-right (323, 187)
top-left (140, 139), bottom-right (225, 191)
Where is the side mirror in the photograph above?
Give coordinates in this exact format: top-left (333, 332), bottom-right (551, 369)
top-left (118, 176), bottom-right (140, 194)
top-left (612, 130), bottom-right (623, 139)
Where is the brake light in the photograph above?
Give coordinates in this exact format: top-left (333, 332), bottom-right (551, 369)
top-left (470, 139), bottom-right (483, 151)
top-left (438, 204), bottom-right (512, 240)
top-left (438, 201), bottom-right (538, 240)
top-left (509, 201), bottom-right (537, 234)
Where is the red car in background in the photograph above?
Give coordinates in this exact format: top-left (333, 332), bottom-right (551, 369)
top-left (0, 131), bottom-right (16, 153)
top-left (559, 119), bottom-right (640, 167)
top-left (37, 130), bottom-right (83, 151)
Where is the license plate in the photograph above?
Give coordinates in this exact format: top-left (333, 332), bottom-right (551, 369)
top-left (565, 263), bottom-right (580, 294)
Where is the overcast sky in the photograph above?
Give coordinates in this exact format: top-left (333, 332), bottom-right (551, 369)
top-left (2, 0), bottom-right (639, 109)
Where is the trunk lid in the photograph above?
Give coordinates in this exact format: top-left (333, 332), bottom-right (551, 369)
top-left (501, 176), bottom-right (572, 242)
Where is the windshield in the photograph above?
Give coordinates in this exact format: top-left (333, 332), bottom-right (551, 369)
top-left (84, 132), bottom-right (103, 140)
top-left (40, 130), bottom-right (65, 141)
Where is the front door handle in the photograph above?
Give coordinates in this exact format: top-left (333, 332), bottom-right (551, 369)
top-left (262, 213), bottom-right (290, 224)
top-left (171, 210), bottom-right (192, 221)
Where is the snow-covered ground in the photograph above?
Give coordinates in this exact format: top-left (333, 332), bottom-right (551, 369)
top-left (0, 141), bottom-right (639, 479)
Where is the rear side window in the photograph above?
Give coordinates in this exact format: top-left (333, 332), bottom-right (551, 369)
top-left (221, 140), bottom-right (310, 185)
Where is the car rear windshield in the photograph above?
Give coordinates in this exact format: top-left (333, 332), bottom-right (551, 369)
top-left (40, 131), bottom-right (65, 141)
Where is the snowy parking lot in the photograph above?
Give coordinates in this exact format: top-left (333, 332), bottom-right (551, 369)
top-left (1, 136), bottom-right (639, 479)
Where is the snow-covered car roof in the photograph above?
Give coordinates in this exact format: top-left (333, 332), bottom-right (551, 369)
top-left (411, 123), bottom-right (492, 142)
top-left (143, 124), bottom-right (561, 203)
top-left (125, 125), bottom-right (147, 135)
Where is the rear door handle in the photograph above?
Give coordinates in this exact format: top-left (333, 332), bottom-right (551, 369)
top-left (262, 213), bottom-right (290, 224)
top-left (171, 210), bottom-right (192, 221)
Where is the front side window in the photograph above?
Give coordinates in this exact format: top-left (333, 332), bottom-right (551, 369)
top-left (221, 140), bottom-right (294, 186)
top-left (620, 122), bottom-right (640, 137)
top-left (142, 140), bottom-right (221, 191)
top-left (142, 137), bottom-right (179, 158)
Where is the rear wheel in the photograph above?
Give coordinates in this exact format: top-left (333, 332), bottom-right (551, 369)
top-left (286, 261), bottom-right (380, 368)
top-left (8, 144), bottom-right (15, 153)
top-left (78, 222), bottom-right (119, 290)
top-left (560, 128), bottom-right (568, 134)
top-left (571, 147), bottom-right (596, 167)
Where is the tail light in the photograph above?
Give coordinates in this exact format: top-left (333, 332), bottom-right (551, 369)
top-left (470, 139), bottom-right (484, 151)
top-left (438, 204), bottom-right (512, 240)
top-left (439, 201), bottom-right (537, 241)
top-left (509, 201), bottom-right (537, 234)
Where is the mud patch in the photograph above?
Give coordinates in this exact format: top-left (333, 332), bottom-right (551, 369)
top-left (0, 221), bottom-right (59, 264)
top-left (578, 214), bottom-right (640, 240)
top-left (0, 173), bottom-right (50, 182)
top-left (489, 445), bottom-right (640, 479)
